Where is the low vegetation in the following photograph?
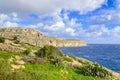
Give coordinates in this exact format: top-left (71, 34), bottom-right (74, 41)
top-left (74, 62), bottom-right (112, 78)
top-left (35, 45), bottom-right (63, 65)
top-left (0, 37), bottom-right (5, 43)
top-left (23, 48), bottom-right (31, 55)
top-left (0, 59), bottom-right (29, 80)
top-left (36, 45), bottom-right (63, 58)
top-left (0, 44), bottom-right (119, 80)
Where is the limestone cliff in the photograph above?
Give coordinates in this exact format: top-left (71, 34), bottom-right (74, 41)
top-left (0, 27), bottom-right (86, 47)
top-left (44, 37), bottom-right (86, 47)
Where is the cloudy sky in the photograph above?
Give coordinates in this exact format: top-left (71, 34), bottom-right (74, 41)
top-left (0, 0), bottom-right (120, 44)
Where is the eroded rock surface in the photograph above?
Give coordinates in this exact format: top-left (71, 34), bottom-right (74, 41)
top-left (0, 27), bottom-right (86, 47)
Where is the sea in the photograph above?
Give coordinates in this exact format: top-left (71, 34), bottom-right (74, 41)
top-left (59, 44), bottom-right (120, 73)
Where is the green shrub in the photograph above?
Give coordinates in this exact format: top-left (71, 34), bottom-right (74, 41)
top-left (69, 55), bottom-right (77, 60)
top-left (23, 48), bottom-right (31, 55)
top-left (77, 58), bottom-right (90, 65)
top-left (13, 36), bottom-right (18, 40)
top-left (14, 40), bottom-right (20, 44)
top-left (62, 55), bottom-right (73, 62)
top-left (35, 45), bottom-right (63, 65)
top-left (13, 36), bottom-right (20, 44)
top-left (36, 45), bottom-right (63, 58)
top-left (0, 37), bottom-right (5, 43)
top-left (74, 62), bottom-right (111, 78)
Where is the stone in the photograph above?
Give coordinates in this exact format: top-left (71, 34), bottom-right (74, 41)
top-left (11, 64), bottom-right (25, 69)
top-left (0, 27), bottom-right (86, 47)
top-left (0, 43), bottom-right (25, 52)
top-left (16, 60), bottom-right (25, 65)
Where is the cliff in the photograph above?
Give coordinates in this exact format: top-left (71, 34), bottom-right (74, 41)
top-left (0, 27), bottom-right (86, 47)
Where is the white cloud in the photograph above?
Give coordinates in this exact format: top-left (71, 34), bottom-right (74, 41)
top-left (44, 21), bottom-right (65, 31)
top-left (0, 0), bottom-right (106, 15)
top-left (66, 28), bottom-right (77, 36)
top-left (2, 21), bottom-right (18, 28)
top-left (111, 26), bottom-right (120, 38)
top-left (0, 14), bottom-right (10, 24)
top-left (0, 13), bottom-right (20, 28)
top-left (1, 0), bottom-right (120, 44)
top-left (113, 26), bottom-right (120, 32)
top-left (10, 12), bottom-right (19, 21)
top-left (79, 25), bottom-right (120, 44)
top-left (89, 1), bottom-right (120, 25)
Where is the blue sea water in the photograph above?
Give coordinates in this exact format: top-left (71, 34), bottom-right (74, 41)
top-left (59, 44), bottom-right (120, 73)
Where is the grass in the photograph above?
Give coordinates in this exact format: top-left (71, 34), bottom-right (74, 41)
top-left (19, 42), bottom-right (40, 51)
top-left (0, 46), bottom-right (118, 80)
top-left (62, 55), bottom-right (73, 62)
top-left (0, 51), bottom-right (23, 59)
top-left (24, 62), bottom-right (106, 80)
top-left (0, 59), bottom-right (29, 80)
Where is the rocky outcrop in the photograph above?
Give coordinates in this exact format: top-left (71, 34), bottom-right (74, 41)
top-left (0, 28), bottom-right (44, 47)
top-left (0, 27), bottom-right (86, 47)
top-left (0, 43), bottom-right (25, 52)
top-left (44, 37), bottom-right (86, 47)
top-left (9, 56), bottom-right (25, 70)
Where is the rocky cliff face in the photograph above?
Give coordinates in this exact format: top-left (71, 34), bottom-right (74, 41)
top-left (44, 37), bottom-right (86, 47)
top-left (0, 28), bottom-right (86, 47)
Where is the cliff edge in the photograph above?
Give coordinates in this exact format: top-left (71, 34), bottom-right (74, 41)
top-left (0, 27), bottom-right (86, 47)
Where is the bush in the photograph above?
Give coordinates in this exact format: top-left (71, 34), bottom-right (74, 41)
top-left (77, 58), bottom-right (90, 65)
top-left (74, 62), bottom-right (111, 78)
top-left (23, 48), bottom-right (31, 55)
top-left (14, 40), bottom-right (20, 44)
top-left (62, 55), bottom-right (73, 62)
top-left (0, 37), bottom-right (5, 43)
top-left (35, 45), bottom-right (63, 65)
top-left (48, 56), bottom-right (62, 66)
top-left (13, 36), bottom-right (20, 44)
top-left (13, 36), bottom-right (18, 40)
top-left (36, 45), bottom-right (63, 58)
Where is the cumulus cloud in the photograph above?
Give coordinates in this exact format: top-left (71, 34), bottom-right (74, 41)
top-left (90, 0), bottom-right (120, 25)
top-left (0, 13), bottom-right (20, 27)
top-left (2, 21), bottom-right (18, 28)
top-left (1, 0), bottom-right (120, 44)
top-left (44, 21), bottom-right (65, 31)
top-left (77, 25), bottom-right (120, 44)
top-left (0, 14), bottom-right (10, 23)
top-left (90, 10), bottom-right (120, 25)
top-left (66, 28), bottom-right (77, 36)
top-left (0, 0), bottom-right (106, 15)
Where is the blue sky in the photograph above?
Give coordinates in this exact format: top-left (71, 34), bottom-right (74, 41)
top-left (0, 0), bottom-right (120, 44)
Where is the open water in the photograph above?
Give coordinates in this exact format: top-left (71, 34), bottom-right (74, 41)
top-left (59, 44), bottom-right (120, 73)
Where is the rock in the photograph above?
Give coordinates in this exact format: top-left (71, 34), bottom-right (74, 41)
top-left (0, 27), bottom-right (86, 47)
top-left (21, 56), bottom-right (35, 64)
top-left (29, 51), bottom-right (36, 57)
top-left (21, 56), bottom-right (45, 64)
top-left (11, 64), bottom-right (25, 69)
top-left (8, 57), bottom-right (14, 62)
top-left (21, 56), bottom-right (32, 62)
top-left (0, 28), bottom-right (44, 47)
top-left (0, 43), bottom-right (25, 52)
top-left (16, 60), bottom-right (25, 65)
top-left (44, 37), bottom-right (87, 47)
top-left (10, 56), bottom-right (25, 69)
top-left (15, 55), bottom-right (21, 60)
top-left (67, 61), bottom-right (82, 67)
top-left (34, 57), bottom-right (45, 64)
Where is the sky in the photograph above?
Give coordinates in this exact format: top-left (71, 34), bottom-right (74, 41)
top-left (0, 0), bottom-right (120, 44)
